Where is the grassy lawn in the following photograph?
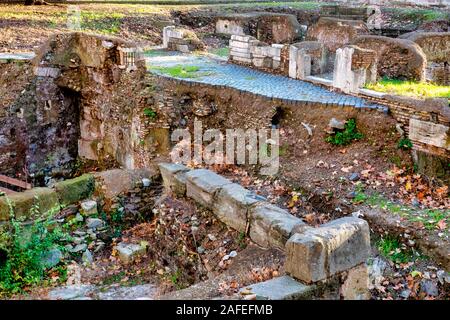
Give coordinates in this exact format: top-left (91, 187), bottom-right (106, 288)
top-left (365, 79), bottom-right (450, 99)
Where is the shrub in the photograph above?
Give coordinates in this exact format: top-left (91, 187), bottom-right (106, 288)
top-left (398, 137), bottom-right (413, 150)
top-left (143, 108), bottom-right (157, 119)
top-left (0, 198), bottom-right (68, 295)
top-left (326, 119), bottom-right (363, 146)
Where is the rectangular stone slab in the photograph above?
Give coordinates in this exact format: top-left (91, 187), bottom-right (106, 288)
top-left (185, 169), bottom-right (232, 208)
top-left (249, 202), bottom-right (305, 249)
top-left (213, 183), bottom-right (265, 233)
top-left (285, 217), bottom-right (370, 283)
top-left (239, 276), bottom-right (316, 300)
top-left (159, 163), bottom-right (190, 196)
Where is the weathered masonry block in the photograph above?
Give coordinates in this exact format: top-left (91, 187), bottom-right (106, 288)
top-left (249, 202), bottom-right (305, 249)
top-left (239, 275), bottom-right (317, 300)
top-left (212, 183), bottom-right (264, 233)
top-left (285, 217), bottom-right (370, 283)
top-left (0, 187), bottom-right (60, 221)
top-left (185, 169), bottom-right (232, 208)
top-left (163, 26), bottom-right (204, 53)
top-left (54, 174), bottom-right (95, 206)
top-left (159, 163), bottom-right (190, 197)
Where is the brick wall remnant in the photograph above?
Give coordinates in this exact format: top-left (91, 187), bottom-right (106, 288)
top-left (333, 45), bottom-right (377, 93)
top-left (400, 32), bottom-right (450, 85)
top-left (352, 35), bottom-right (427, 81)
top-left (306, 17), bottom-right (369, 53)
top-left (215, 12), bottom-right (303, 44)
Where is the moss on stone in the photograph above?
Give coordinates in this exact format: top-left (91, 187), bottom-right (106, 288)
top-left (54, 174), bottom-right (95, 206)
top-left (0, 188), bottom-right (60, 221)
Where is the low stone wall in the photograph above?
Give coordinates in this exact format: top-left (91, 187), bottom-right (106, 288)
top-left (162, 26), bottom-right (204, 53)
top-left (0, 168), bottom-right (158, 222)
top-left (159, 163), bottom-right (371, 299)
top-left (229, 35), bottom-right (287, 72)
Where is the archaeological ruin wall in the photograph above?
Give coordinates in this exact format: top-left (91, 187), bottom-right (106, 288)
top-left (0, 33), bottom-right (159, 186)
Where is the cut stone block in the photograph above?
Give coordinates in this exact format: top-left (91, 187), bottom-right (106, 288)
top-left (231, 56), bottom-right (252, 64)
top-left (0, 187), bottom-right (60, 221)
top-left (54, 174), bottom-right (95, 206)
top-left (285, 217), bottom-right (370, 283)
top-left (285, 233), bottom-right (328, 283)
top-left (249, 202), bottom-right (305, 249)
top-left (213, 183), bottom-right (265, 233)
top-left (34, 67), bottom-right (61, 78)
top-left (229, 46), bottom-right (251, 54)
top-left (185, 169), bottom-right (232, 208)
top-left (115, 242), bottom-right (148, 264)
top-left (230, 50), bottom-right (252, 59)
top-left (94, 169), bottom-right (156, 200)
top-left (231, 35), bottom-right (253, 42)
top-left (318, 217), bottom-right (371, 276)
top-left (158, 163), bottom-right (190, 196)
top-left (80, 200), bottom-right (98, 216)
top-left (340, 263), bottom-right (370, 300)
top-left (229, 40), bottom-right (251, 49)
top-left (239, 276), bottom-right (316, 300)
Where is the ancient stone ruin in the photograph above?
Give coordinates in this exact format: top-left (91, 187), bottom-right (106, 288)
top-left (0, 0), bottom-right (449, 302)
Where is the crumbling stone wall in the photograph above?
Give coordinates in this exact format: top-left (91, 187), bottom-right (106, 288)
top-left (0, 33), bottom-right (159, 185)
top-left (32, 33), bottom-right (152, 173)
top-left (352, 35), bottom-right (427, 81)
top-left (306, 18), bottom-right (369, 53)
top-left (162, 26), bottom-right (205, 53)
top-left (289, 41), bottom-right (328, 79)
top-left (215, 12), bottom-right (303, 44)
top-left (400, 32), bottom-right (450, 85)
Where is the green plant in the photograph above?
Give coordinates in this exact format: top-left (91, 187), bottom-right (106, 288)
top-left (237, 232), bottom-right (247, 249)
top-left (398, 138), bottom-right (413, 150)
top-left (151, 65), bottom-right (212, 79)
top-left (0, 198), bottom-right (69, 295)
top-left (143, 108), bottom-right (157, 119)
top-left (377, 236), bottom-right (417, 263)
top-left (326, 119), bottom-right (363, 146)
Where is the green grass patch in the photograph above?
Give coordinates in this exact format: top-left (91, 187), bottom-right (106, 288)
top-left (377, 236), bottom-right (418, 263)
top-left (151, 65), bottom-right (212, 78)
top-left (365, 78), bottom-right (450, 99)
top-left (353, 189), bottom-right (449, 233)
top-left (398, 138), bottom-right (413, 150)
top-left (326, 118), bottom-right (363, 146)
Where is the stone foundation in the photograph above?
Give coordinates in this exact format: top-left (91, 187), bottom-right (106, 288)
top-left (158, 163), bottom-right (371, 300)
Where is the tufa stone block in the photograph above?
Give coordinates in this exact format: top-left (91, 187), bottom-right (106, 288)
top-left (185, 169), bottom-right (232, 208)
top-left (249, 202), bottom-right (305, 249)
top-left (213, 183), bottom-right (264, 233)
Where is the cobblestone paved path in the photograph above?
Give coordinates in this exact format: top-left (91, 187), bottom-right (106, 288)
top-left (146, 51), bottom-right (388, 112)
